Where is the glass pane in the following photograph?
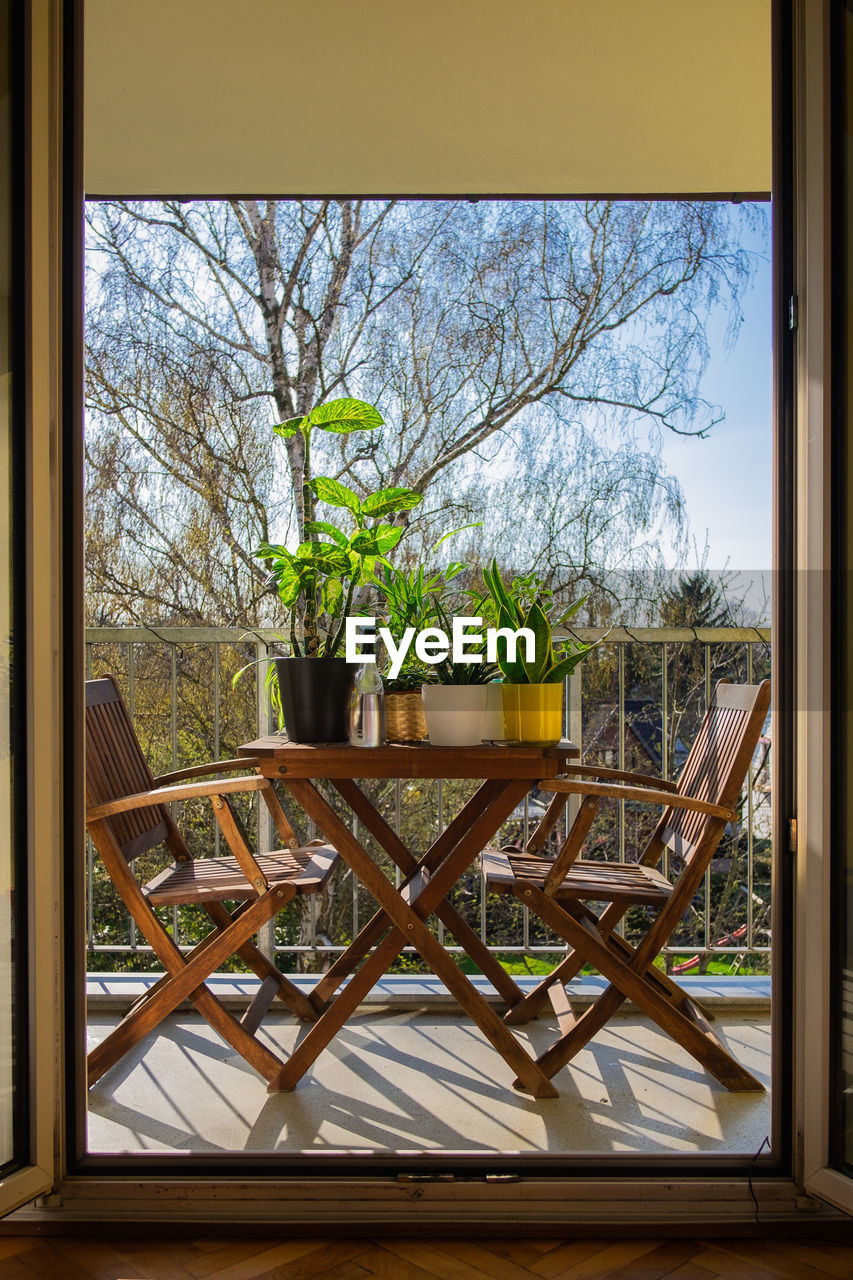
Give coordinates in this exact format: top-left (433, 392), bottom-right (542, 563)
top-left (0, 0), bottom-right (21, 1172)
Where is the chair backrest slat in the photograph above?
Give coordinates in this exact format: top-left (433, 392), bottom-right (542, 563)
top-left (628, 679), bottom-right (770, 977)
top-left (658, 681), bottom-right (770, 864)
top-left (85, 676), bottom-right (171, 862)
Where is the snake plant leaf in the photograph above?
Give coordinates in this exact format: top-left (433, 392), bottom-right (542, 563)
top-left (311, 476), bottom-right (362, 515)
top-left (541, 651), bottom-right (587, 683)
top-left (554, 594), bottom-right (589, 627)
top-left (302, 520), bottom-right (348, 549)
top-left (360, 486), bottom-right (422, 517)
top-left (522, 598), bottom-right (552, 684)
top-left (485, 558), bottom-right (522, 627)
top-left (496, 602), bottom-right (519, 637)
top-left (493, 606), bottom-right (529, 681)
top-left (307, 397), bottom-right (384, 433)
top-left (497, 652), bottom-right (528, 682)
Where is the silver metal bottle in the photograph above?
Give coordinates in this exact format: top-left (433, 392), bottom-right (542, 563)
top-left (348, 663), bottom-right (386, 747)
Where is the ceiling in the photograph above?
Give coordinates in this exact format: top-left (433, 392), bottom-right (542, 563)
top-left (84, 0), bottom-right (771, 197)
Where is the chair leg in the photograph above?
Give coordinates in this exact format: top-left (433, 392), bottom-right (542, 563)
top-left (514, 886), bottom-right (764, 1093)
top-left (88, 886), bottom-right (293, 1087)
top-left (603, 925), bottom-right (715, 1022)
top-left (504, 898), bottom-right (629, 1025)
top-left (123, 901), bottom-right (253, 1018)
top-left (310, 910), bottom-right (391, 1007)
top-left (131, 900), bottom-right (320, 1025)
top-left (204, 900), bottom-right (319, 1022)
top-left (524, 982), bottom-right (629, 1087)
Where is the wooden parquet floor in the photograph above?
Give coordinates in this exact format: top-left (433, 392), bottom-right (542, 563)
top-left (0, 1235), bottom-right (849, 1280)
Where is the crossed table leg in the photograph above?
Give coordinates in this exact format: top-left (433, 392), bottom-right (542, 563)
top-left (267, 775), bottom-right (559, 1098)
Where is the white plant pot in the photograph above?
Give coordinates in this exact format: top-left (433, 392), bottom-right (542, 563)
top-left (421, 684), bottom-right (490, 746)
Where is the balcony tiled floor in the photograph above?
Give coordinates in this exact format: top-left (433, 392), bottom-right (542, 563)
top-left (86, 997), bottom-right (771, 1158)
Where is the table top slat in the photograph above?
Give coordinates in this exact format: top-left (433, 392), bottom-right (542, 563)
top-left (238, 738), bottom-right (579, 779)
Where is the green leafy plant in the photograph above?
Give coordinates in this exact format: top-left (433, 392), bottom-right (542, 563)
top-left (273, 397), bottom-right (385, 534)
top-left (371, 526), bottom-right (482, 691)
top-left (253, 397), bottom-right (423, 659)
top-left (370, 561), bottom-right (461, 691)
top-left (258, 476), bottom-right (422, 658)
top-left (481, 558), bottom-right (601, 684)
top-left (430, 599), bottom-right (500, 686)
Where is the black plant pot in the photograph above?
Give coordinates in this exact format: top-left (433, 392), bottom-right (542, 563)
top-left (275, 656), bottom-right (353, 743)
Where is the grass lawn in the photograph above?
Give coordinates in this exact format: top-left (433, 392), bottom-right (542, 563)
top-left (457, 953), bottom-right (770, 978)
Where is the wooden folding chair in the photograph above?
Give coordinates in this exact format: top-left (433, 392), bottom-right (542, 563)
top-left (85, 675), bottom-right (338, 1087)
top-left (481, 680), bottom-right (770, 1093)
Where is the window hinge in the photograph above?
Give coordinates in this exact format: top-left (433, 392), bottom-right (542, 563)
top-left (788, 817), bottom-right (798, 853)
top-left (788, 295), bottom-right (799, 331)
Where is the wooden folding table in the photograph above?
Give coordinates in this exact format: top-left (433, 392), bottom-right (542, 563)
top-left (237, 738), bottom-right (578, 1098)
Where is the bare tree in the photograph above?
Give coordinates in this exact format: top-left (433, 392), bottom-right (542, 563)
top-left (84, 198), bottom-right (761, 624)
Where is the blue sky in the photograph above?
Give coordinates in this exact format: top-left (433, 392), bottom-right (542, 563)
top-left (658, 214), bottom-right (772, 574)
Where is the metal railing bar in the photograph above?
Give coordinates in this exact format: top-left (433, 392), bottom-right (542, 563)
top-left (746, 642), bottom-right (756, 953)
top-left (89, 942), bottom-right (771, 957)
top-left (617, 644), bottom-right (625, 946)
top-left (86, 625), bottom-right (771, 645)
top-left (83, 627), bottom-right (772, 975)
top-left (703, 644), bottom-right (712, 955)
top-left (214, 643), bottom-right (221, 859)
top-left (128, 642), bottom-right (138, 953)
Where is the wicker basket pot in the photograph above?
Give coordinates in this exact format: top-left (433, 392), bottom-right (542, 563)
top-left (385, 689), bottom-right (427, 743)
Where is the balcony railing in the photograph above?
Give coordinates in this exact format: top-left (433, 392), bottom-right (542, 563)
top-left (84, 626), bottom-right (772, 976)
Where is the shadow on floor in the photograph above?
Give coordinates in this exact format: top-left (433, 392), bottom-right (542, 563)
top-left (86, 1008), bottom-right (771, 1158)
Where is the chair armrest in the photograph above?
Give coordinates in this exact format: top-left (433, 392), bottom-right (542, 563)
top-left (87, 774), bottom-right (269, 823)
top-left (556, 764), bottom-right (678, 791)
top-left (540, 778), bottom-right (734, 821)
top-left (153, 758), bottom-right (262, 786)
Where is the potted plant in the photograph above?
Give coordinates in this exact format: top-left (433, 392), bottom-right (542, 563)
top-left (420, 599), bottom-right (502, 746)
top-left (258, 398), bottom-right (422, 741)
top-left (481, 559), bottom-right (601, 746)
top-left (372, 560), bottom-right (464, 743)
top-left (384, 663), bottom-right (430, 744)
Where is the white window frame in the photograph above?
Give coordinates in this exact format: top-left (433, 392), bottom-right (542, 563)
top-left (11, 0), bottom-right (853, 1231)
top-left (797, 0), bottom-right (853, 1217)
top-left (0, 0), bottom-right (67, 1219)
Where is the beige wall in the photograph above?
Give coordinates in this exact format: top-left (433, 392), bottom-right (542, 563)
top-left (84, 0), bottom-right (771, 196)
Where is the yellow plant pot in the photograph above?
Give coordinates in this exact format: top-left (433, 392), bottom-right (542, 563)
top-left (501, 683), bottom-right (563, 746)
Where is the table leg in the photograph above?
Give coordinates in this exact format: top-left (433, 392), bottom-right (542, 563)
top-left (311, 911), bottom-right (390, 1007)
top-left (269, 778), bottom-right (558, 1098)
top-left (332, 778), bottom-right (525, 1007)
top-left (308, 779), bottom-right (515, 1009)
